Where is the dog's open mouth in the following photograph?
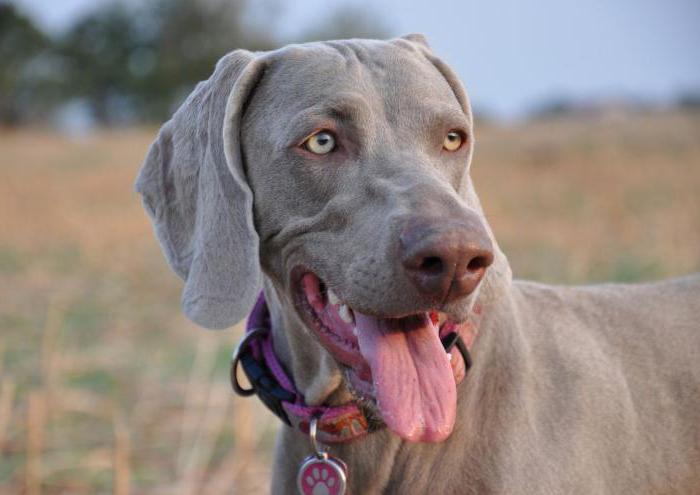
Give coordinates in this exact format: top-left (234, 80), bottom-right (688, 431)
top-left (295, 271), bottom-right (470, 442)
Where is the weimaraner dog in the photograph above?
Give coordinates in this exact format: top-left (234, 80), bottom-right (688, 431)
top-left (136, 34), bottom-right (700, 494)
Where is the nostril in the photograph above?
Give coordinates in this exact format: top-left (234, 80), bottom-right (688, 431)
top-left (419, 256), bottom-right (444, 275)
top-left (467, 255), bottom-right (490, 272)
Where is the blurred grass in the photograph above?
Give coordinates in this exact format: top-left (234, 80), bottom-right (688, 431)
top-left (474, 111), bottom-right (700, 283)
top-left (0, 110), bottom-right (699, 493)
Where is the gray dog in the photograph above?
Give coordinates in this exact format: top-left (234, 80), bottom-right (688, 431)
top-left (136, 34), bottom-right (700, 494)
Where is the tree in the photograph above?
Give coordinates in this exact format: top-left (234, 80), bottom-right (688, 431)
top-left (295, 5), bottom-right (390, 43)
top-left (1, 0), bottom-right (392, 126)
top-left (0, 2), bottom-right (50, 124)
top-left (57, 0), bottom-right (277, 124)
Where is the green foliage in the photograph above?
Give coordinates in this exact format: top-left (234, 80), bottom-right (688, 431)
top-left (607, 256), bottom-right (662, 283)
top-left (55, 0), bottom-right (278, 123)
top-left (294, 4), bottom-right (391, 43)
top-left (1, 0), bottom-right (391, 126)
top-left (0, 246), bottom-right (24, 274)
top-left (0, 2), bottom-right (51, 124)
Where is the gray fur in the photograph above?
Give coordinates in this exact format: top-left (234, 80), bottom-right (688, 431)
top-left (136, 35), bottom-right (700, 494)
top-left (135, 50), bottom-right (264, 328)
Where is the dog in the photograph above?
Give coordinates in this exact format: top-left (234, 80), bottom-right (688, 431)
top-left (135, 34), bottom-right (700, 494)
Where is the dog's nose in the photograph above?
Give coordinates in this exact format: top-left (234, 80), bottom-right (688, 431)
top-left (399, 217), bottom-right (495, 303)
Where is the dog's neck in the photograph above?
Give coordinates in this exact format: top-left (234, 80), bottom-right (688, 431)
top-left (264, 278), bottom-right (356, 407)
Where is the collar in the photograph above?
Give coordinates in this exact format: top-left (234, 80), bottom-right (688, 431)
top-left (230, 292), bottom-right (474, 444)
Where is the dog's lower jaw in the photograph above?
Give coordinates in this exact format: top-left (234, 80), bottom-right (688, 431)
top-left (264, 280), bottom-right (357, 408)
top-left (266, 280), bottom-right (388, 429)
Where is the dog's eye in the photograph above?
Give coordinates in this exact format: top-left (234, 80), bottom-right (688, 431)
top-left (304, 131), bottom-right (336, 155)
top-left (443, 130), bottom-right (464, 151)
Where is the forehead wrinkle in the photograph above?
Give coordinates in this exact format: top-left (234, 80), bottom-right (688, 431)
top-left (320, 93), bottom-right (373, 122)
top-left (415, 104), bottom-right (471, 130)
top-left (282, 94), bottom-right (373, 140)
top-left (368, 51), bottom-right (463, 124)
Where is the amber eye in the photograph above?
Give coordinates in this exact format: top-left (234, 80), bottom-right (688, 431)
top-left (443, 130), bottom-right (464, 151)
top-left (303, 131), bottom-right (336, 155)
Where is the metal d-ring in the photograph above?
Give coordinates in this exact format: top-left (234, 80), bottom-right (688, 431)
top-left (442, 331), bottom-right (473, 371)
top-left (454, 333), bottom-right (473, 370)
top-left (230, 327), bottom-right (268, 397)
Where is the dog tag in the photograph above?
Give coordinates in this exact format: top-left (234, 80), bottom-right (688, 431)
top-left (297, 453), bottom-right (347, 495)
top-left (297, 416), bottom-right (347, 495)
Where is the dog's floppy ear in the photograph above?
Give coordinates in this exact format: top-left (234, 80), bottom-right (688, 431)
top-left (135, 50), bottom-right (266, 329)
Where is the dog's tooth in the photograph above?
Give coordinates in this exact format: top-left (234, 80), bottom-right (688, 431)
top-left (353, 326), bottom-right (358, 336)
top-left (438, 312), bottom-right (447, 326)
top-left (446, 352), bottom-right (452, 361)
top-left (327, 289), bottom-right (340, 306)
top-left (339, 304), bottom-right (353, 324)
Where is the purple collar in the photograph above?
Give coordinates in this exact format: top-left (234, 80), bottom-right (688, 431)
top-left (231, 293), bottom-right (371, 444)
top-left (230, 292), bottom-right (475, 444)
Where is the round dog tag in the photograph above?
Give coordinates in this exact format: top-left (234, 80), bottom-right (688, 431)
top-left (297, 453), bottom-right (347, 495)
top-left (297, 415), bottom-right (348, 495)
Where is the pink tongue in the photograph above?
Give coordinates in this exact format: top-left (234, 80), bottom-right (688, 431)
top-left (354, 312), bottom-right (456, 442)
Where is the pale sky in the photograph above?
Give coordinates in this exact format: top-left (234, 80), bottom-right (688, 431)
top-left (13, 0), bottom-right (700, 119)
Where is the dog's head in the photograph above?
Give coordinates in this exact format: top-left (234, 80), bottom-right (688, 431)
top-left (136, 34), bottom-right (511, 442)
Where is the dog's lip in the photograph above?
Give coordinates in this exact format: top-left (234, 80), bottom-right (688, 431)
top-left (292, 270), bottom-right (365, 371)
top-left (289, 266), bottom-right (467, 322)
top-left (290, 268), bottom-right (463, 388)
top-left (291, 268), bottom-right (457, 332)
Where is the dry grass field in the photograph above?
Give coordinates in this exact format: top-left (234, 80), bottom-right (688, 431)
top-left (1, 110), bottom-right (699, 494)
